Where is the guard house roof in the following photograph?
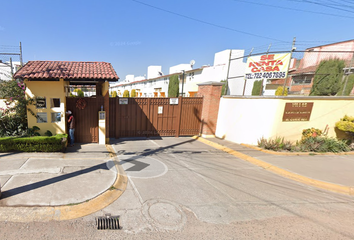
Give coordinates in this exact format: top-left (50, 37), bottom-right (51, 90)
top-left (14, 61), bottom-right (119, 82)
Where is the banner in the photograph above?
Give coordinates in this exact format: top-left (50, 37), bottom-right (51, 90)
top-left (245, 53), bottom-right (291, 80)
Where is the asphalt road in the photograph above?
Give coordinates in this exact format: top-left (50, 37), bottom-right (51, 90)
top-left (2, 137), bottom-right (354, 240)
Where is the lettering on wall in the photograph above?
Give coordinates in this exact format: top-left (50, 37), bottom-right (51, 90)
top-left (282, 102), bottom-right (314, 121)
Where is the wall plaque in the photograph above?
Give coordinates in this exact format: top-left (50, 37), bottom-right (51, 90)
top-left (282, 102), bottom-right (314, 122)
top-left (36, 98), bottom-right (46, 109)
top-left (119, 98), bottom-right (128, 105)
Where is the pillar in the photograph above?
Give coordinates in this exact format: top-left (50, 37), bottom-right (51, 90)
top-left (197, 82), bottom-right (224, 137)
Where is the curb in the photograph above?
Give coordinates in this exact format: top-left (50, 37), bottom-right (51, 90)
top-left (192, 136), bottom-right (354, 196)
top-left (241, 143), bottom-right (354, 156)
top-left (0, 144), bottom-right (128, 222)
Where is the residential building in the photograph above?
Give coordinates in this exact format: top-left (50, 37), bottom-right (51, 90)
top-left (110, 49), bottom-right (246, 97)
top-left (0, 61), bottom-right (21, 81)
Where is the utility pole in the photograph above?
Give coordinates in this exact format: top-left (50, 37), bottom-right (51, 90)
top-left (282, 37), bottom-right (296, 95)
top-left (242, 48), bottom-right (253, 96)
top-left (260, 44), bottom-right (272, 96)
top-left (19, 42), bottom-right (23, 66)
top-left (181, 70), bottom-right (185, 97)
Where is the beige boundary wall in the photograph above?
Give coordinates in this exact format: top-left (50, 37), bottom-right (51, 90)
top-left (215, 96), bottom-right (354, 145)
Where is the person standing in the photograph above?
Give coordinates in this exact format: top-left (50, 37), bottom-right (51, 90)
top-left (66, 110), bottom-right (75, 147)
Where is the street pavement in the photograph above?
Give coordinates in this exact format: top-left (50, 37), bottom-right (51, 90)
top-left (0, 136), bottom-right (354, 225)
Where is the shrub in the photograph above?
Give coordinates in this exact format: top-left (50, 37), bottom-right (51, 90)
top-left (296, 136), bottom-right (349, 153)
top-left (73, 89), bottom-right (84, 97)
top-left (131, 89), bottom-right (136, 97)
top-left (275, 86), bottom-right (288, 96)
top-left (252, 80), bottom-right (263, 96)
top-left (257, 136), bottom-right (293, 151)
top-left (301, 128), bottom-right (322, 141)
top-left (111, 91), bottom-right (117, 98)
top-left (335, 115), bottom-right (354, 135)
top-left (44, 130), bottom-right (53, 137)
top-left (0, 134), bottom-right (67, 152)
top-left (123, 90), bottom-right (130, 97)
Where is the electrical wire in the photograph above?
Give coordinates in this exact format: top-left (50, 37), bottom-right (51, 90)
top-left (233, 0), bottom-right (354, 19)
top-left (130, 0), bottom-right (288, 43)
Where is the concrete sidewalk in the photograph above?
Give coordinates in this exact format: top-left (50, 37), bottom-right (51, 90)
top-left (198, 137), bottom-right (354, 194)
top-left (0, 144), bottom-right (117, 206)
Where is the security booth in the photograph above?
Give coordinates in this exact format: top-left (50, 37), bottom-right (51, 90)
top-left (14, 61), bottom-right (119, 143)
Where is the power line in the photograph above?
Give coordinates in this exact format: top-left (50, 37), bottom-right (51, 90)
top-left (233, 0), bottom-right (354, 19)
top-left (130, 0), bottom-right (288, 43)
top-left (284, 0), bottom-right (354, 14)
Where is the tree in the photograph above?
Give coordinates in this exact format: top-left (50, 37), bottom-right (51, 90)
top-left (168, 75), bottom-right (179, 97)
top-left (310, 59), bottom-right (345, 96)
top-left (275, 86), bottom-right (288, 96)
top-left (123, 90), bottom-right (130, 97)
top-left (73, 89), bottom-right (84, 97)
top-left (0, 79), bottom-right (32, 136)
top-left (251, 80), bottom-right (263, 96)
top-left (221, 80), bottom-right (228, 96)
top-left (338, 74), bottom-right (354, 96)
top-left (131, 89), bottom-right (136, 97)
top-left (111, 91), bottom-right (117, 97)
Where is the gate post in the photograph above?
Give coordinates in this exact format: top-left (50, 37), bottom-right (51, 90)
top-left (197, 82), bottom-right (224, 137)
top-left (175, 96), bottom-right (183, 137)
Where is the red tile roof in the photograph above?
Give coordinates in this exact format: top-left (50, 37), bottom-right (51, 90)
top-left (14, 61), bottom-right (119, 81)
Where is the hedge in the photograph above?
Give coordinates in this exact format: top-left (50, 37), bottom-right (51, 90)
top-left (0, 134), bottom-right (68, 152)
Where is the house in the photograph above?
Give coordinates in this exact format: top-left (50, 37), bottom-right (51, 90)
top-left (110, 49), bottom-right (246, 97)
top-left (13, 61), bottom-right (119, 136)
top-left (288, 39), bottom-right (354, 95)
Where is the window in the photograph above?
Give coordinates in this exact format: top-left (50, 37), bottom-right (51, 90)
top-left (37, 113), bottom-right (47, 123)
top-left (292, 75), bottom-right (312, 85)
top-left (36, 97), bottom-right (46, 109)
top-left (51, 112), bottom-right (61, 122)
top-left (50, 98), bottom-right (60, 108)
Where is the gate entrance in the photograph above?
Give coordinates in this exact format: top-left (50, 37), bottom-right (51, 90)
top-left (66, 96), bottom-right (104, 143)
top-left (110, 97), bottom-right (203, 138)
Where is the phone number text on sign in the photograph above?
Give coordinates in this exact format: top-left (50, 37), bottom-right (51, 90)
top-left (245, 71), bottom-right (286, 80)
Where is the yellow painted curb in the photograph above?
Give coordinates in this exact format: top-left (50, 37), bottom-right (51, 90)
top-left (0, 144), bottom-right (128, 222)
top-left (240, 143), bottom-right (354, 156)
top-left (192, 136), bottom-right (354, 196)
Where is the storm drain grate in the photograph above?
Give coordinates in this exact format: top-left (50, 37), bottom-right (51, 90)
top-left (96, 214), bottom-right (120, 230)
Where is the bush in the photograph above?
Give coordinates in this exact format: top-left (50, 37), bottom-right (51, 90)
top-left (111, 91), bottom-right (117, 98)
top-left (123, 90), bottom-right (130, 97)
top-left (335, 115), bottom-right (354, 134)
top-left (275, 86), bottom-right (288, 96)
top-left (131, 89), bottom-right (136, 97)
top-left (73, 89), bottom-right (84, 97)
top-left (296, 136), bottom-right (349, 153)
top-left (252, 80), bottom-right (263, 96)
top-left (257, 136), bottom-right (293, 151)
top-left (301, 128), bottom-right (322, 141)
top-left (0, 134), bottom-right (67, 152)
top-left (44, 130), bottom-right (53, 136)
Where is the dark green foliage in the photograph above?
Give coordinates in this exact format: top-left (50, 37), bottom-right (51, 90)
top-left (310, 59), bottom-right (345, 96)
top-left (44, 130), bottom-right (53, 137)
top-left (295, 136), bottom-right (349, 153)
top-left (168, 75), bottom-right (179, 97)
top-left (251, 80), bottom-right (263, 96)
top-left (0, 79), bottom-right (32, 137)
top-left (0, 134), bottom-right (68, 152)
top-left (338, 74), bottom-right (354, 96)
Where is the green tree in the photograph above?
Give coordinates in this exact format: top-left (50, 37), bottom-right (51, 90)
top-left (251, 80), bottom-right (263, 96)
top-left (338, 74), bottom-right (354, 96)
top-left (131, 89), bottom-right (136, 97)
top-left (275, 86), bottom-right (288, 96)
top-left (0, 79), bottom-right (32, 136)
top-left (73, 88), bottom-right (84, 97)
top-left (221, 80), bottom-right (227, 96)
top-left (111, 91), bottom-right (117, 97)
top-left (310, 59), bottom-right (345, 96)
top-left (168, 75), bottom-right (179, 97)
top-left (123, 90), bottom-right (130, 97)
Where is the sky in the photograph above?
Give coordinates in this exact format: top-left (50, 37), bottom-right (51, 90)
top-left (1, 0), bottom-right (354, 80)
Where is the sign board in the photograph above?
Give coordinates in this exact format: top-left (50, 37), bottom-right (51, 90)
top-left (282, 102), bottom-right (314, 122)
top-left (99, 111), bottom-right (105, 120)
top-left (170, 98), bottom-right (178, 105)
top-left (158, 106), bottom-right (163, 114)
top-left (36, 98), bottom-right (46, 109)
top-left (119, 98), bottom-right (128, 105)
top-left (245, 53), bottom-right (291, 80)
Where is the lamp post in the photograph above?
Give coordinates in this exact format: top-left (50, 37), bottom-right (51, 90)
top-left (181, 70), bottom-right (185, 97)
